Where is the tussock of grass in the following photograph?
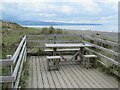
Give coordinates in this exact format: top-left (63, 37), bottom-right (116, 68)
top-left (19, 58), bottom-right (29, 88)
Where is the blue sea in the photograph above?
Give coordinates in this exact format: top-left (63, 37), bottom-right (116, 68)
top-left (23, 25), bottom-right (118, 32)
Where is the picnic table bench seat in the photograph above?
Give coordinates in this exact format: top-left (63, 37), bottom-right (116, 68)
top-left (44, 48), bottom-right (80, 52)
top-left (83, 55), bottom-right (97, 69)
top-left (46, 56), bottom-right (61, 71)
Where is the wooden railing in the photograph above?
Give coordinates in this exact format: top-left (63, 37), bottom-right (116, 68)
top-left (0, 35), bottom-right (27, 88)
top-left (26, 34), bottom-right (83, 48)
top-left (1, 34), bottom-right (119, 89)
top-left (27, 34), bottom-right (119, 76)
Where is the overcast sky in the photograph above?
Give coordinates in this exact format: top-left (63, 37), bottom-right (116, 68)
top-left (1, 0), bottom-right (119, 31)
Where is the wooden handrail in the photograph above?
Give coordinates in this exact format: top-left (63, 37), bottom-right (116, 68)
top-left (82, 41), bottom-right (119, 57)
top-left (11, 36), bottom-right (26, 64)
top-left (12, 42), bottom-right (26, 81)
top-left (27, 34), bottom-right (82, 37)
top-left (0, 59), bottom-right (13, 66)
top-left (27, 40), bottom-right (82, 43)
top-left (82, 35), bottom-right (118, 47)
top-left (0, 76), bottom-right (14, 83)
top-left (85, 47), bottom-right (120, 67)
top-left (1, 35), bottom-right (27, 88)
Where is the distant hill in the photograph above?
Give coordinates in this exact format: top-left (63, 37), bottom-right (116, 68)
top-left (1, 20), bottom-right (22, 29)
top-left (17, 20), bottom-right (102, 26)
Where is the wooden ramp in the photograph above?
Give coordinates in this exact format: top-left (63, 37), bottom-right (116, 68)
top-left (26, 56), bottom-right (118, 88)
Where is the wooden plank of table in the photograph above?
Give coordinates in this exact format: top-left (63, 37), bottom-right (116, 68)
top-left (45, 43), bottom-right (93, 48)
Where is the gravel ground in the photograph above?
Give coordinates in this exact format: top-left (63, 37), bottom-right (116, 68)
top-left (65, 30), bottom-right (118, 42)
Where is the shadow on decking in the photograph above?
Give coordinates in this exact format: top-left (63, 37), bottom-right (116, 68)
top-left (26, 56), bottom-right (118, 88)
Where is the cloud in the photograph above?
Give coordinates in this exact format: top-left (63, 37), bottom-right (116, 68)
top-left (38, 13), bottom-right (56, 17)
top-left (68, 0), bottom-right (101, 13)
top-left (61, 5), bottom-right (75, 14)
top-left (2, 0), bottom-right (118, 29)
top-left (97, 0), bottom-right (119, 10)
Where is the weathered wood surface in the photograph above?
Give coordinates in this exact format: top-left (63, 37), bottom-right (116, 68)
top-left (14, 46), bottom-right (26, 88)
top-left (83, 55), bottom-right (97, 58)
top-left (26, 56), bottom-right (118, 88)
top-left (46, 56), bottom-right (61, 59)
top-left (27, 40), bottom-right (82, 43)
top-left (0, 36), bottom-right (27, 88)
top-left (85, 47), bottom-right (120, 67)
top-left (27, 34), bottom-right (82, 38)
top-left (45, 43), bottom-right (93, 48)
top-left (0, 76), bottom-right (14, 83)
top-left (11, 36), bottom-right (26, 64)
top-left (0, 59), bottom-right (13, 66)
top-left (83, 41), bottom-right (119, 57)
top-left (82, 35), bottom-right (118, 46)
top-left (12, 42), bottom-right (26, 80)
top-left (44, 48), bottom-right (80, 52)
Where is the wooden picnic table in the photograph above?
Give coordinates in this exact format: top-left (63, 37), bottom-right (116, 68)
top-left (45, 43), bottom-right (93, 61)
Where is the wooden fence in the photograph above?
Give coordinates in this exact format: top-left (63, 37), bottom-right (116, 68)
top-left (0, 35), bottom-right (27, 88)
top-left (0, 34), bottom-right (119, 88)
top-left (27, 34), bottom-right (120, 76)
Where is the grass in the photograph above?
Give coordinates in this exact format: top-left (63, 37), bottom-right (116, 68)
top-left (2, 27), bottom-right (41, 59)
top-left (19, 57), bottom-right (29, 88)
top-left (1, 22), bottom-right (119, 88)
top-left (2, 26), bottom-right (65, 59)
top-left (97, 61), bottom-right (119, 80)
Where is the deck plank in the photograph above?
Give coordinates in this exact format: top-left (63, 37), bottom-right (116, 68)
top-left (93, 69), bottom-right (118, 88)
top-left (42, 56), bottom-right (56, 88)
top-left (26, 56), bottom-right (118, 88)
top-left (61, 64), bottom-right (80, 88)
top-left (32, 56), bottom-right (38, 88)
top-left (65, 56), bottom-right (92, 88)
top-left (58, 66), bottom-right (74, 88)
top-left (39, 56), bottom-right (50, 88)
top-left (36, 57), bottom-right (44, 88)
top-left (64, 64), bottom-right (85, 88)
top-left (79, 67), bottom-right (104, 88)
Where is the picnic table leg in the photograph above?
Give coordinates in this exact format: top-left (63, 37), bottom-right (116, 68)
top-left (93, 58), bottom-right (97, 68)
top-left (80, 47), bottom-right (84, 61)
top-left (53, 48), bottom-right (57, 56)
top-left (86, 58), bottom-right (90, 69)
top-left (75, 51), bottom-right (78, 60)
top-left (47, 59), bottom-right (50, 71)
top-left (53, 48), bottom-right (57, 66)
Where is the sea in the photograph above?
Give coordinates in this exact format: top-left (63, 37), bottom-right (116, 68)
top-left (22, 25), bottom-right (118, 32)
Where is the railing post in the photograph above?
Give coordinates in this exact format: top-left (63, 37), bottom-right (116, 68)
top-left (6, 55), bottom-right (13, 88)
top-left (54, 34), bottom-right (56, 44)
top-left (53, 34), bottom-right (57, 56)
top-left (24, 36), bottom-right (27, 62)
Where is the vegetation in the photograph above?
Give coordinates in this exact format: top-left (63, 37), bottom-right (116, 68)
top-left (19, 57), bottom-right (29, 88)
top-left (1, 20), bottom-right (65, 59)
top-left (1, 20), bottom-right (65, 88)
top-left (1, 20), bottom-right (119, 88)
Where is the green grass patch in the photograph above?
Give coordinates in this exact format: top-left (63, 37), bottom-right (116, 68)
top-left (19, 57), bottom-right (29, 88)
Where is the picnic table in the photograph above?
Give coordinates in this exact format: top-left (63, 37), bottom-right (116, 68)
top-left (45, 43), bottom-right (93, 61)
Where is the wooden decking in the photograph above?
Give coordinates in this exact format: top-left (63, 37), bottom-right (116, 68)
top-left (26, 56), bottom-right (118, 88)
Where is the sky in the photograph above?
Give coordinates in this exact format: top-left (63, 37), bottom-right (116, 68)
top-left (1, 0), bottom-right (119, 32)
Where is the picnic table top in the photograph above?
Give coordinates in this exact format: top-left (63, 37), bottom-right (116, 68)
top-left (45, 43), bottom-right (93, 48)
